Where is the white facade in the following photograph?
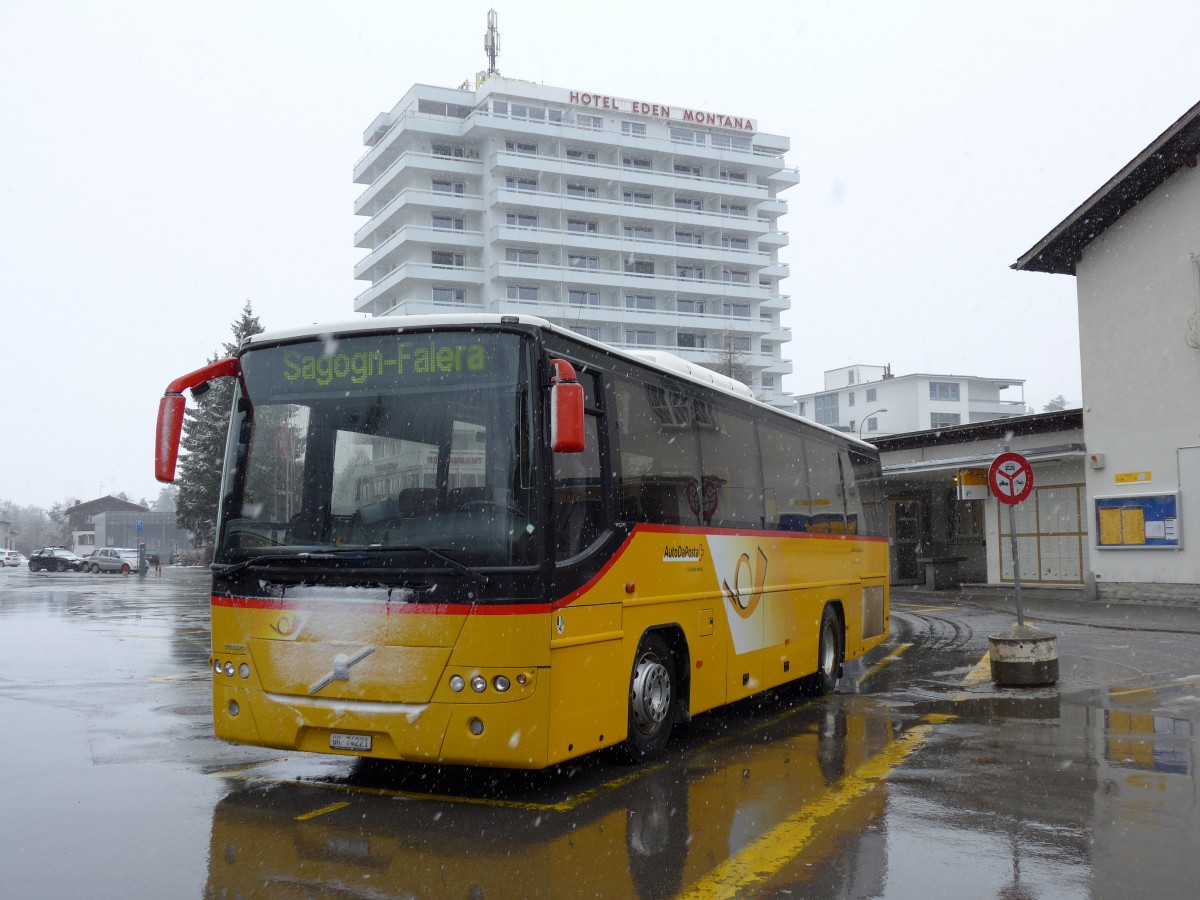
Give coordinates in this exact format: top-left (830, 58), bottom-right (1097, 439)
top-left (1016, 100), bottom-right (1200, 602)
top-left (353, 76), bottom-right (796, 407)
top-left (793, 364), bottom-right (1026, 438)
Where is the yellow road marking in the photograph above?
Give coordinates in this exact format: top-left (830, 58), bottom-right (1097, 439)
top-left (295, 801), bottom-right (350, 821)
top-left (1111, 675), bottom-right (1200, 698)
top-left (856, 642), bottom-right (914, 684)
top-left (678, 714), bottom-right (952, 899)
top-left (961, 652), bottom-right (992, 686)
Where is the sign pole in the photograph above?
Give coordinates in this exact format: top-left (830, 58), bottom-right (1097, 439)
top-left (987, 446), bottom-right (1057, 687)
top-left (1007, 491), bottom-right (1025, 627)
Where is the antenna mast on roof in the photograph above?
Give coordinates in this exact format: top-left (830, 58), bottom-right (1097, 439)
top-left (484, 9), bottom-right (500, 75)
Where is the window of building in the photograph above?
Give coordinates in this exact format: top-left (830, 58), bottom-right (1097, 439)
top-left (568, 218), bottom-right (598, 233)
top-left (797, 400), bottom-right (807, 416)
top-left (548, 108), bottom-right (563, 123)
top-left (866, 416), bottom-right (880, 432)
top-left (711, 134), bottom-right (752, 151)
top-left (418, 100), bottom-right (470, 118)
top-left (762, 375), bottom-right (776, 390)
top-left (866, 387), bottom-right (877, 402)
top-left (677, 298), bottom-right (704, 315)
top-left (566, 148), bottom-right (598, 162)
top-left (569, 290), bottom-right (599, 306)
top-left (432, 179), bottom-right (465, 194)
top-left (506, 248), bottom-right (539, 265)
top-left (626, 294), bottom-right (654, 310)
top-left (848, 369), bottom-right (858, 385)
top-left (433, 287), bottom-right (466, 305)
top-left (815, 393), bottom-right (839, 426)
top-left (625, 259), bottom-right (654, 275)
top-left (623, 224), bottom-right (654, 240)
top-left (676, 332), bottom-right (706, 349)
top-left (568, 254), bottom-right (599, 269)
top-left (929, 381), bottom-right (961, 401)
top-left (622, 156), bottom-right (652, 169)
top-left (505, 176), bottom-right (538, 193)
top-left (505, 212), bottom-right (537, 228)
top-left (675, 196), bottom-right (702, 211)
top-left (720, 169), bottom-right (748, 183)
top-left (511, 103), bottom-right (546, 121)
top-left (848, 392), bottom-right (856, 407)
top-left (576, 114), bottom-right (602, 130)
top-left (676, 265), bottom-right (704, 280)
top-left (432, 215), bottom-right (465, 230)
top-left (723, 269), bottom-right (750, 284)
top-left (573, 325), bottom-right (602, 340)
top-left (675, 230), bottom-right (702, 245)
top-left (724, 302), bottom-right (750, 318)
top-left (728, 336), bottom-right (752, 352)
top-left (722, 235), bottom-right (748, 250)
top-left (720, 202), bottom-right (748, 217)
top-left (491, 100), bottom-right (508, 116)
top-left (674, 163), bottom-right (702, 177)
top-left (625, 329), bottom-right (656, 346)
top-left (930, 412), bottom-right (962, 428)
top-left (623, 190), bottom-right (652, 206)
top-left (670, 127), bottom-right (705, 145)
top-left (432, 143), bottom-right (468, 158)
top-left (505, 140), bottom-right (538, 156)
top-left (567, 183), bottom-right (597, 199)
top-left (506, 285), bottom-right (539, 302)
top-left (432, 250), bottom-right (464, 267)
top-left (621, 121), bottom-right (647, 137)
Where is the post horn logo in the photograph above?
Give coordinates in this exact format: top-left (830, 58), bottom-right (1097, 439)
top-left (721, 547), bottom-right (768, 619)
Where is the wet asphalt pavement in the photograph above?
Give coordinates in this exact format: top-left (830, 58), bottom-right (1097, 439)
top-left (1, 567), bottom-right (1198, 899)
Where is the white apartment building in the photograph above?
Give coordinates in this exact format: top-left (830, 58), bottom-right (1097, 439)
top-left (352, 75), bottom-right (797, 407)
top-left (794, 364), bottom-right (1027, 437)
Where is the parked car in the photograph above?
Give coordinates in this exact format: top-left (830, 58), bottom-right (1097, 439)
top-left (83, 547), bottom-right (132, 574)
top-left (2, 550), bottom-right (26, 568)
top-left (28, 548), bottom-right (85, 572)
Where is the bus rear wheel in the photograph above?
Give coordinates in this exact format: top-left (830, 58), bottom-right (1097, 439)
top-left (625, 632), bottom-right (677, 760)
top-left (814, 606), bottom-right (844, 695)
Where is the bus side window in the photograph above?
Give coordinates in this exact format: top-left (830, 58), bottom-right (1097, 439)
top-left (759, 420), bottom-right (810, 532)
top-left (697, 404), bottom-right (763, 529)
top-left (613, 375), bottom-right (701, 525)
top-left (554, 413), bottom-right (602, 559)
top-left (804, 438), bottom-right (848, 534)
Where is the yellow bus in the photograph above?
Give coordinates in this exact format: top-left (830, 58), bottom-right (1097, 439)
top-left (155, 314), bottom-right (889, 769)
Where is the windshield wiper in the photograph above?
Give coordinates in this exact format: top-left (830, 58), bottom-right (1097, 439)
top-left (214, 545), bottom-right (488, 585)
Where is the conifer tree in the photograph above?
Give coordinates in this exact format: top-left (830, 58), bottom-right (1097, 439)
top-left (175, 301), bottom-right (264, 548)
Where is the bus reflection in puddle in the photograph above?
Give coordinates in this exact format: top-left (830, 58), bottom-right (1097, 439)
top-left (205, 698), bottom-right (897, 899)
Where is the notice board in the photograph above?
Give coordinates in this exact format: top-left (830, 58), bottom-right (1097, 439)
top-left (1095, 493), bottom-right (1180, 549)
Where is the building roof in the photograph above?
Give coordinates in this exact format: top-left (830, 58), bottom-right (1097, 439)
top-left (65, 496), bottom-right (148, 517)
top-left (870, 408), bottom-right (1083, 452)
top-left (1013, 100), bottom-right (1200, 276)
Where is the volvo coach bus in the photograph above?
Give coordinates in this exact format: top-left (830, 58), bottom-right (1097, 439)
top-left (155, 314), bottom-right (889, 769)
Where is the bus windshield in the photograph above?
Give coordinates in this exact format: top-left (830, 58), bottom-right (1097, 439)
top-left (216, 330), bottom-right (535, 570)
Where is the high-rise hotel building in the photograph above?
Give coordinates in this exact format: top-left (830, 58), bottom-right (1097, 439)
top-left (353, 76), bottom-right (797, 408)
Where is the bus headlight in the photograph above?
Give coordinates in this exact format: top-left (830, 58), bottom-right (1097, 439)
top-left (213, 660), bottom-right (222, 675)
top-left (493, 675), bottom-right (511, 692)
top-left (239, 663), bottom-right (251, 679)
top-left (449, 675), bottom-right (465, 692)
top-left (470, 675), bottom-right (487, 693)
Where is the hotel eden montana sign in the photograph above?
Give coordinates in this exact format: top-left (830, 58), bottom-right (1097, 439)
top-left (567, 89), bottom-right (757, 132)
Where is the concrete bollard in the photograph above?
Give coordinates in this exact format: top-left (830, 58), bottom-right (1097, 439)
top-left (989, 624), bottom-right (1059, 687)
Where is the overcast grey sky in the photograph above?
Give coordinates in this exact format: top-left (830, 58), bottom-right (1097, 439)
top-left (2, 0), bottom-right (1198, 509)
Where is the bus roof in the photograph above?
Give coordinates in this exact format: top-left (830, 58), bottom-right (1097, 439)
top-left (239, 313), bottom-right (875, 450)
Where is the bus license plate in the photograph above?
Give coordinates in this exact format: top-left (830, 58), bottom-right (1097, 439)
top-left (330, 733), bottom-right (372, 752)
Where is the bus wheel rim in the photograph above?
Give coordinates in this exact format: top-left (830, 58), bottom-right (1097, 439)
top-left (631, 654), bottom-right (671, 735)
top-left (820, 621), bottom-right (837, 675)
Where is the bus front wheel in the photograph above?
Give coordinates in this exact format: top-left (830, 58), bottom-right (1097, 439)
top-left (814, 606), bottom-right (844, 695)
top-left (625, 632), bottom-right (677, 760)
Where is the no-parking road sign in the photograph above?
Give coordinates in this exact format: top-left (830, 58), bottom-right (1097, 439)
top-left (988, 452), bottom-right (1034, 505)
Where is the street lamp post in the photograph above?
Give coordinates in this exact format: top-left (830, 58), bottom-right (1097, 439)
top-left (858, 408), bottom-right (888, 439)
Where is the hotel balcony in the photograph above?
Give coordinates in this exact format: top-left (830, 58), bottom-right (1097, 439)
top-left (353, 226), bottom-right (486, 280)
top-left (354, 151), bottom-right (483, 215)
top-left (354, 263), bottom-right (486, 316)
top-left (354, 189), bottom-right (485, 248)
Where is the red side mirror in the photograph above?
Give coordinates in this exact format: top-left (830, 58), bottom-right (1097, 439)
top-left (549, 358), bottom-right (585, 453)
top-left (154, 357), bottom-right (239, 483)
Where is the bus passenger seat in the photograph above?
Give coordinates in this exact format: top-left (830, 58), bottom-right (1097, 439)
top-left (396, 487), bottom-right (439, 517)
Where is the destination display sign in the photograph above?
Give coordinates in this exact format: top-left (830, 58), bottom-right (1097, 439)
top-left (244, 332), bottom-right (522, 399)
